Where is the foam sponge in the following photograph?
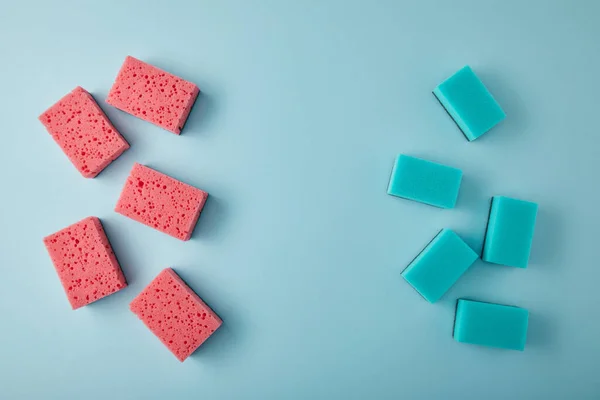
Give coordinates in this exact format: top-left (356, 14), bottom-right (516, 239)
top-left (402, 229), bottom-right (478, 303)
top-left (39, 86), bottom-right (129, 178)
top-left (115, 163), bottom-right (208, 241)
top-left (433, 66), bottom-right (506, 141)
top-left (43, 217), bottom-right (127, 309)
top-left (106, 56), bottom-right (200, 134)
top-left (388, 155), bottom-right (463, 209)
top-left (454, 299), bottom-right (529, 351)
top-left (483, 196), bottom-right (538, 268)
top-left (130, 268), bottom-right (222, 362)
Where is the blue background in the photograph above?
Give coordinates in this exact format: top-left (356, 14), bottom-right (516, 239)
top-left (1, 1), bottom-right (599, 399)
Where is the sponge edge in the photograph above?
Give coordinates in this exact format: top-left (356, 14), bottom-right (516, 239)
top-left (402, 229), bottom-right (478, 303)
top-left (433, 66), bottom-right (506, 141)
top-left (387, 155), bottom-right (463, 209)
top-left (454, 299), bottom-right (529, 351)
top-left (483, 196), bottom-right (538, 268)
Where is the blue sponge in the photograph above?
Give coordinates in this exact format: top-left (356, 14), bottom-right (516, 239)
top-left (454, 299), bottom-right (529, 351)
top-left (402, 229), bottom-right (478, 303)
top-left (433, 66), bottom-right (506, 141)
top-left (387, 155), bottom-right (463, 209)
top-left (483, 196), bottom-right (538, 268)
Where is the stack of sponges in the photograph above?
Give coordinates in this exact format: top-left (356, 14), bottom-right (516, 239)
top-left (40, 56), bottom-right (222, 362)
top-left (389, 66), bottom-right (537, 351)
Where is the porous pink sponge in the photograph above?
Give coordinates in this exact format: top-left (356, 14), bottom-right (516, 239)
top-left (39, 86), bottom-right (129, 178)
top-left (43, 217), bottom-right (127, 309)
top-left (106, 56), bottom-right (200, 134)
top-left (115, 163), bottom-right (208, 241)
top-left (130, 268), bottom-right (222, 362)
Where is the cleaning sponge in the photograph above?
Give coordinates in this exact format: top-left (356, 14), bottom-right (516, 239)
top-left (115, 163), bottom-right (208, 241)
top-left (454, 299), bottom-right (529, 351)
top-left (39, 86), bottom-right (129, 178)
top-left (483, 196), bottom-right (538, 268)
top-left (106, 56), bottom-right (200, 134)
top-left (130, 268), bottom-right (222, 362)
top-left (388, 155), bottom-right (463, 209)
top-left (433, 66), bottom-right (506, 141)
top-left (43, 217), bottom-right (127, 309)
top-left (402, 229), bottom-right (478, 303)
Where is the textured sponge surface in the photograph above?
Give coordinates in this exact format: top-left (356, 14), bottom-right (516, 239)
top-left (388, 155), bottom-right (463, 209)
top-left (39, 86), bottom-right (129, 178)
top-left (106, 56), bottom-right (199, 134)
top-left (43, 217), bottom-right (127, 309)
top-left (454, 299), bottom-right (529, 351)
top-left (483, 196), bottom-right (538, 268)
top-left (402, 229), bottom-right (478, 303)
top-left (115, 163), bottom-right (208, 241)
top-left (130, 268), bottom-right (222, 362)
top-left (433, 66), bottom-right (506, 141)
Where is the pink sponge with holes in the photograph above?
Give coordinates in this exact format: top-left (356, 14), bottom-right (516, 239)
top-left (115, 163), bottom-right (208, 241)
top-left (130, 268), bottom-right (222, 362)
top-left (106, 56), bottom-right (200, 134)
top-left (43, 217), bottom-right (127, 309)
top-left (39, 86), bottom-right (129, 178)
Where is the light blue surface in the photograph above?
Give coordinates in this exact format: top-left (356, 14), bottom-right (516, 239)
top-left (483, 196), bottom-right (538, 268)
top-left (388, 155), bottom-right (463, 208)
top-left (454, 299), bottom-right (529, 351)
top-left (1, 1), bottom-right (600, 399)
top-left (402, 229), bottom-right (478, 303)
top-left (434, 65), bottom-right (506, 141)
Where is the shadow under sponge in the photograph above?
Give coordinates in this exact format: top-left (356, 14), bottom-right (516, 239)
top-left (454, 299), bottom-right (529, 351)
top-left (106, 56), bottom-right (199, 135)
top-left (483, 196), bottom-right (538, 268)
top-left (39, 86), bottom-right (129, 178)
top-left (43, 217), bottom-right (127, 309)
top-left (433, 66), bottom-right (506, 141)
top-left (115, 163), bottom-right (208, 241)
top-left (402, 229), bottom-right (478, 303)
top-left (387, 155), bottom-right (463, 209)
top-left (130, 268), bottom-right (223, 362)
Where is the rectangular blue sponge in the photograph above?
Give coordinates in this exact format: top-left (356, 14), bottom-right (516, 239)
top-left (433, 66), bottom-right (506, 141)
top-left (387, 155), bottom-right (462, 209)
top-left (483, 196), bottom-right (538, 268)
top-left (454, 299), bottom-right (529, 351)
top-left (402, 229), bottom-right (478, 303)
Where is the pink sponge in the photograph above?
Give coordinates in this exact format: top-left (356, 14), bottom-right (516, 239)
top-left (43, 217), bottom-right (127, 309)
top-left (106, 56), bottom-right (200, 134)
top-left (130, 268), bottom-right (222, 362)
top-left (115, 163), bottom-right (208, 241)
top-left (39, 86), bottom-right (129, 178)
